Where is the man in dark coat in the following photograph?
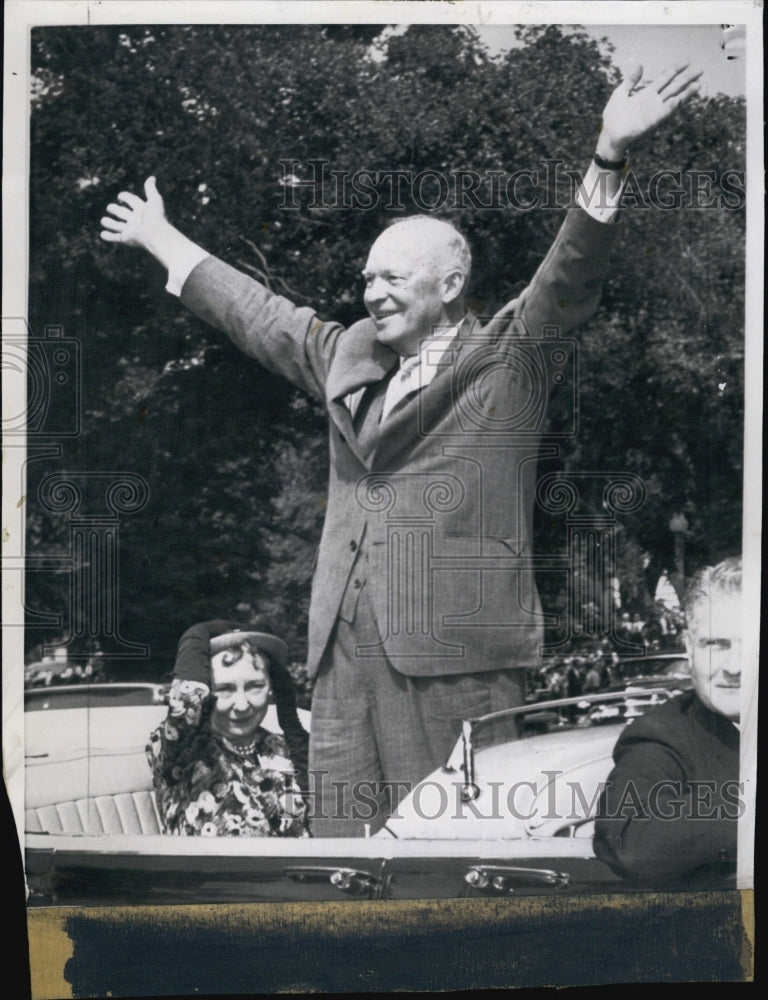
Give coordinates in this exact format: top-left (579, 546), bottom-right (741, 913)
top-left (593, 557), bottom-right (743, 886)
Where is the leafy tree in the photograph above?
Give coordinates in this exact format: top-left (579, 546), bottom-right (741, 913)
top-left (25, 24), bottom-right (745, 679)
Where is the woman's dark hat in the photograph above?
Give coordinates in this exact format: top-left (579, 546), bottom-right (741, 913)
top-left (210, 629), bottom-right (288, 666)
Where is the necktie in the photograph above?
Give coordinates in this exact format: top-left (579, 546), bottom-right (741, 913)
top-left (381, 354), bottom-right (421, 422)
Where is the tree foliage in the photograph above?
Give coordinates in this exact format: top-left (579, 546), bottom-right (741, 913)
top-left (26, 24), bottom-right (745, 679)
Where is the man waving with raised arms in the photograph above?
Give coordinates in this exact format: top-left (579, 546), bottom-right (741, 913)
top-left (101, 63), bottom-right (701, 836)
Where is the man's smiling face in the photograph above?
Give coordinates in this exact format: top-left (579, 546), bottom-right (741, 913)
top-left (686, 588), bottom-right (742, 721)
top-left (362, 219), bottom-right (468, 357)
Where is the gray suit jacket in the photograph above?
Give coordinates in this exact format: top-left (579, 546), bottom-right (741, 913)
top-left (181, 208), bottom-right (617, 679)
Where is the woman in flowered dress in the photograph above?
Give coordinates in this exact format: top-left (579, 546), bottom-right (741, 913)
top-left (147, 620), bottom-right (309, 837)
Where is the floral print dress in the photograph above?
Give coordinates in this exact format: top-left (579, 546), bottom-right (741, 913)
top-left (146, 679), bottom-right (309, 837)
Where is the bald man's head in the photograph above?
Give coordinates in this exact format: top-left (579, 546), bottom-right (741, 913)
top-left (362, 216), bottom-right (471, 356)
top-left (380, 216), bottom-right (472, 284)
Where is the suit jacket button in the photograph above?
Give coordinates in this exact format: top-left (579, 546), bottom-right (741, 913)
top-left (353, 579), bottom-right (362, 589)
top-left (350, 540), bottom-right (357, 552)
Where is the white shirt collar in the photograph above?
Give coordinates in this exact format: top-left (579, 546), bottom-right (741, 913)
top-left (379, 325), bottom-right (460, 422)
top-left (346, 323), bottom-right (461, 419)
top-left (409, 324), bottom-right (461, 388)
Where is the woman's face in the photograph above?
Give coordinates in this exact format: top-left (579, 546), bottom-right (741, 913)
top-left (210, 646), bottom-right (271, 744)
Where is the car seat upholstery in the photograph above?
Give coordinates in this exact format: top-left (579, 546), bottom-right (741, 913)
top-left (25, 747), bottom-right (161, 835)
top-left (24, 703), bottom-right (308, 838)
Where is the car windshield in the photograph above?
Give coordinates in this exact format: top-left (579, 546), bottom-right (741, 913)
top-left (24, 682), bottom-right (168, 710)
top-left (443, 658), bottom-right (693, 804)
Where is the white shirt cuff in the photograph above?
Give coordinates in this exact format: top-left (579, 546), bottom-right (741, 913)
top-left (165, 243), bottom-right (211, 296)
top-left (575, 160), bottom-right (625, 224)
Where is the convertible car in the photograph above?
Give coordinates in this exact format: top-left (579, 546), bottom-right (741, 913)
top-left (25, 656), bottom-right (730, 906)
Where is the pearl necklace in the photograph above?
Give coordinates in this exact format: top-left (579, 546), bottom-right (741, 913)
top-left (222, 735), bottom-right (259, 756)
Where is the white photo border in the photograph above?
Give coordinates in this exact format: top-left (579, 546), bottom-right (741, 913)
top-left (3, 0), bottom-right (763, 902)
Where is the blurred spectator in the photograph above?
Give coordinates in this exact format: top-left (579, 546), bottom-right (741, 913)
top-left (583, 662), bottom-right (601, 692)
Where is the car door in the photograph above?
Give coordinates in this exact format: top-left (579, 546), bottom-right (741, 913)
top-left (26, 831), bottom-right (644, 906)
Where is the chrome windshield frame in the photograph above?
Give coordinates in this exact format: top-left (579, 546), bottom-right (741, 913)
top-left (445, 685), bottom-right (688, 803)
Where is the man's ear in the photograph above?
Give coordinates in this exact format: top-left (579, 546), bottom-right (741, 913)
top-left (683, 630), bottom-right (692, 662)
top-left (441, 268), bottom-right (466, 305)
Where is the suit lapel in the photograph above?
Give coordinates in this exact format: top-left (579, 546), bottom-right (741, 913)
top-left (326, 313), bottom-right (482, 469)
top-left (325, 317), bottom-right (398, 468)
top-left (370, 313), bottom-right (480, 467)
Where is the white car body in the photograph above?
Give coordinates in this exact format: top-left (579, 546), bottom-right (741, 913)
top-left (24, 662), bottom-right (725, 905)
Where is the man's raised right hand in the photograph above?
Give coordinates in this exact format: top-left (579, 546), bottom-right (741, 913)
top-left (100, 175), bottom-right (167, 251)
top-left (99, 175), bottom-right (208, 285)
